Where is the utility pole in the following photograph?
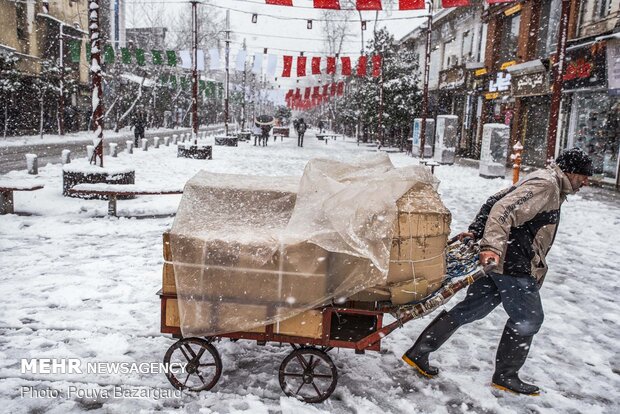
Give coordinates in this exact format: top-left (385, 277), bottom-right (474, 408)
top-left (224, 9), bottom-right (231, 136)
top-left (89, 0), bottom-right (104, 167)
top-left (419, 0), bottom-right (433, 159)
top-left (191, 0), bottom-right (199, 144)
top-left (546, 0), bottom-right (571, 164)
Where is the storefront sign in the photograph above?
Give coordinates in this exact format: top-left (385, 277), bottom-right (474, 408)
top-left (608, 39), bottom-right (620, 96)
top-left (512, 71), bottom-right (549, 97)
top-left (562, 42), bottom-right (607, 90)
top-left (439, 66), bottom-right (466, 90)
top-left (489, 72), bottom-right (511, 92)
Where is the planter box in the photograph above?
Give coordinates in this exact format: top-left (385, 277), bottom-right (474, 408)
top-left (177, 145), bottom-right (213, 159)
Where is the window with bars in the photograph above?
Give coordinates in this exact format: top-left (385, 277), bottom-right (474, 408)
top-left (597, 0), bottom-right (612, 18)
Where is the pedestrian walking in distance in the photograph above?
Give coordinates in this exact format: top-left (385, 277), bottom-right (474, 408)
top-left (132, 108), bottom-right (147, 146)
top-left (402, 148), bottom-right (593, 396)
top-left (296, 118), bottom-right (307, 147)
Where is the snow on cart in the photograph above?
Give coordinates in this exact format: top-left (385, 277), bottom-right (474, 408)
top-left (158, 154), bottom-right (489, 403)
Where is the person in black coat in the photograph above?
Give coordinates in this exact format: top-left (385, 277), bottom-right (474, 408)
top-left (132, 109), bottom-right (147, 146)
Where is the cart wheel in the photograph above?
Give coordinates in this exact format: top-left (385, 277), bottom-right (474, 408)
top-left (278, 347), bottom-right (338, 403)
top-left (163, 337), bottom-right (222, 392)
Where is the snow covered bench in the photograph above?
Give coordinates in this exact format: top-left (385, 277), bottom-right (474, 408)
top-left (0, 181), bottom-right (45, 214)
top-left (68, 184), bottom-right (183, 217)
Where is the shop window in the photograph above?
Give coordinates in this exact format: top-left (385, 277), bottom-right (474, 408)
top-left (16, 3), bottom-right (28, 41)
top-left (570, 93), bottom-right (619, 181)
top-left (497, 13), bottom-right (521, 66)
top-left (536, 0), bottom-right (561, 59)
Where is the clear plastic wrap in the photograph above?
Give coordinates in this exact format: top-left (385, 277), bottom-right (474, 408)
top-left (170, 155), bottom-right (442, 337)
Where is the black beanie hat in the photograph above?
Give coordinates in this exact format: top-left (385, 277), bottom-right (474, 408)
top-left (555, 147), bottom-right (593, 176)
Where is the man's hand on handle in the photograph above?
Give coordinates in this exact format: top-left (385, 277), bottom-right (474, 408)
top-left (480, 250), bottom-right (499, 266)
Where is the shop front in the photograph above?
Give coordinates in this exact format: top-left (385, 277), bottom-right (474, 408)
top-left (509, 62), bottom-right (552, 168)
top-left (563, 40), bottom-right (619, 187)
top-left (438, 65), bottom-right (467, 154)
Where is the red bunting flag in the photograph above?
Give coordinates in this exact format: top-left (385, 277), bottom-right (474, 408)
top-left (398, 0), bottom-right (425, 10)
top-left (442, 0), bottom-right (470, 7)
top-left (356, 0), bottom-right (382, 10)
top-left (295, 88), bottom-right (301, 98)
top-left (322, 84), bottom-right (329, 97)
top-left (326, 56), bottom-right (336, 74)
top-left (266, 0), bottom-right (293, 5)
top-left (314, 0), bottom-right (340, 9)
top-left (313, 86), bottom-right (320, 96)
top-left (337, 81), bottom-right (344, 96)
top-left (372, 54), bottom-right (382, 77)
top-left (282, 56), bottom-right (292, 77)
top-left (341, 56), bottom-right (352, 75)
top-left (304, 88), bottom-right (311, 99)
top-left (486, 0), bottom-right (517, 3)
top-left (357, 55), bottom-right (368, 76)
top-left (297, 56), bottom-right (307, 77)
top-left (311, 57), bottom-right (321, 75)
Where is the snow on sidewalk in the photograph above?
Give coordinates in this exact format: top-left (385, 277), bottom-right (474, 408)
top-left (0, 132), bottom-right (618, 413)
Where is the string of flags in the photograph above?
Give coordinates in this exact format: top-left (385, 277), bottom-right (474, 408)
top-left (285, 81), bottom-right (345, 110)
top-left (263, 0), bottom-right (516, 9)
top-left (68, 40), bottom-right (382, 78)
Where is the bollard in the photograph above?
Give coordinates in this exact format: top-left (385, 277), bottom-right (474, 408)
top-left (153, 137), bottom-right (160, 148)
top-left (172, 134), bottom-right (178, 144)
top-left (511, 141), bottom-right (524, 184)
top-left (164, 136), bottom-right (171, 146)
top-left (126, 141), bottom-right (134, 154)
top-left (86, 145), bottom-right (94, 160)
top-left (109, 143), bottom-right (118, 157)
top-left (26, 153), bottom-right (38, 175)
top-left (141, 138), bottom-right (149, 151)
top-left (61, 149), bottom-right (71, 164)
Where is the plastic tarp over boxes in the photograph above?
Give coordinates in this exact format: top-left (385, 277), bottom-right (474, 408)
top-left (167, 155), bottom-right (451, 337)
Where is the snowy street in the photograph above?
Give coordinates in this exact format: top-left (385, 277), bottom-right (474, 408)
top-left (0, 131), bottom-right (618, 414)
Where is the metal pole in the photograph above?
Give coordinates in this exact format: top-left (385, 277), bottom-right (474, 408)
top-left (89, 0), bottom-right (104, 167)
top-left (241, 38), bottom-right (247, 131)
top-left (378, 64), bottom-right (384, 146)
top-left (191, 0), bottom-right (199, 144)
top-left (546, 0), bottom-right (571, 164)
top-left (59, 23), bottom-right (65, 135)
top-left (224, 9), bottom-right (230, 136)
top-left (419, 0), bottom-right (433, 159)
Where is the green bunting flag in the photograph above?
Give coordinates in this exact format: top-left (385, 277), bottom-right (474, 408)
top-left (180, 76), bottom-right (189, 90)
top-left (159, 73), bottom-right (168, 85)
top-left (166, 50), bottom-right (177, 66)
top-left (169, 75), bottom-right (177, 88)
top-left (152, 50), bottom-right (163, 65)
top-left (135, 48), bottom-right (146, 66)
top-left (104, 44), bottom-right (115, 64)
top-left (86, 43), bottom-right (91, 61)
top-left (205, 81), bottom-right (215, 97)
top-left (199, 80), bottom-right (206, 92)
top-left (121, 48), bottom-right (132, 64)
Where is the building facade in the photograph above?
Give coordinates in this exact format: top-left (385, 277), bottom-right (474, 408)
top-left (558, 0), bottom-right (620, 187)
top-left (0, 0), bottom-right (90, 135)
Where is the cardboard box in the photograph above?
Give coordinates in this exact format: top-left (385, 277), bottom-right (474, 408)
top-left (163, 231), bottom-right (172, 261)
top-left (390, 235), bottom-right (447, 262)
top-left (166, 299), bottom-right (267, 333)
top-left (162, 263), bottom-right (176, 294)
top-left (275, 309), bottom-right (324, 339)
top-left (389, 278), bottom-right (429, 305)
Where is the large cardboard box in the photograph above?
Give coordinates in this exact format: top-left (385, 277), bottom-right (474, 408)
top-left (275, 309), bottom-right (324, 339)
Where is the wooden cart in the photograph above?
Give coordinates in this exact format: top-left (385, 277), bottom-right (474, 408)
top-left (159, 258), bottom-right (488, 403)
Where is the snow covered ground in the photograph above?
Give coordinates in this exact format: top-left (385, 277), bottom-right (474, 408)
top-left (0, 131), bottom-right (618, 414)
